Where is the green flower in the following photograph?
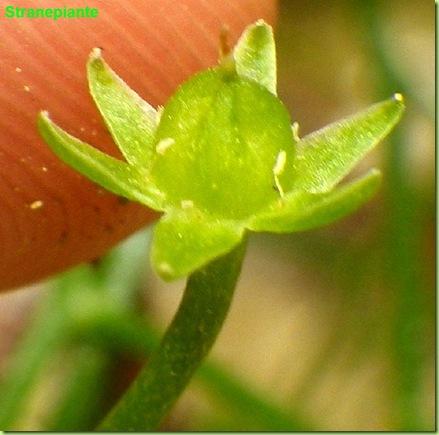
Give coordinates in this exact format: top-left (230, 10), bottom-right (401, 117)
top-left (38, 20), bottom-right (404, 281)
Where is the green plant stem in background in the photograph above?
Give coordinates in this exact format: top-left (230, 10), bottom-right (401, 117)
top-left (197, 362), bottom-right (311, 431)
top-left (0, 231), bottom-right (150, 430)
top-left (0, 289), bottom-right (69, 429)
top-left (98, 240), bottom-right (247, 431)
top-left (359, 1), bottom-right (428, 429)
top-left (46, 346), bottom-right (110, 431)
top-left (79, 312), bottom-right (311, 431)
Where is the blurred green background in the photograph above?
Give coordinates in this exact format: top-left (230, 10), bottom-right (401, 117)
top-left (0, 0), bottom-right (434, 431)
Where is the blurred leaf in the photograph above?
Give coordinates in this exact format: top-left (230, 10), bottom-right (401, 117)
top-left (47, 347), bottom-right (109, 431)
top-left (95, 229), bottom-right (151, 304)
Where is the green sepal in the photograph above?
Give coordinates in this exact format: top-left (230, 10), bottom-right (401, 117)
top-left (234, 20), bottom-right (277, 94)
top-left (38, 112), bottom-right (164, 210)
top-left (248, 169), bottom-right (381, 233)
top-left (151, 209), bottom-right (245, 280)
top-left (292, 95), bottom-right (404, 193)
top-left (87, 48), bottom-right (158, 169)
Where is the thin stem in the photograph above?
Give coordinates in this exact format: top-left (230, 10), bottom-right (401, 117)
top-left (98, 239), bottom-right (247, 431)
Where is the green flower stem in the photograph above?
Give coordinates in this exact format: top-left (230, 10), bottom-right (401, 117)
top-left (98, 239), bottom-right (247, 431)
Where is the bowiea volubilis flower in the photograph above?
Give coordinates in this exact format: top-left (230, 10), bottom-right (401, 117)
top-left (38, 20), bottom-right (404, 280)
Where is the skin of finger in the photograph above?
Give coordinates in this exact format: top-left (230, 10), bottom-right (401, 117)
top-left (0, 0), bottom-right (277, 291)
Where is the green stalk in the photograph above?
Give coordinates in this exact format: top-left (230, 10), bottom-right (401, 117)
top-left (98, 240), bottom-right (247, 431)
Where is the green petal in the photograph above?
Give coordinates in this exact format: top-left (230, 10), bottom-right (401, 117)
top-left (38, 112), bottom-right (163, 209)
top-left (151, 210), bottom-right (244, 280)
top-left (234, 20), bottom-right (277, 94)
top-left (87, 48), bottom-right (158, 169)
top-left (292, 95), bottom-right (404, 193)
top-left (248, 169), bottom-right (381, 233)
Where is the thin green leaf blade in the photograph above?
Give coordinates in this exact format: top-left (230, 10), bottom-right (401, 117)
top-left (38, 112), bottom-right (163, 209)
top-left (234, 20), bottom-right (277, 94)
top-left (151, 210), bottom-right (244, 280)
top-left (292, 95), bottom-right (404, 193)
top-left (249, 169), bottom-right (381, 233)
top-left (87, 48), bottom-right (157, 169)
